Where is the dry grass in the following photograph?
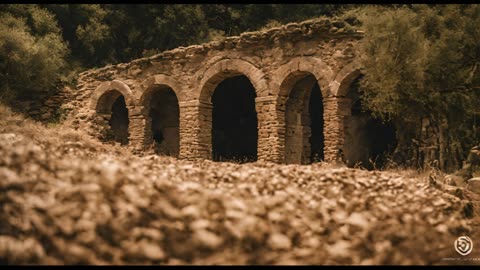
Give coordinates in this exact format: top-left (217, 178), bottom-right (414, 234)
top-left (0, 104), bottom-right (479, 265)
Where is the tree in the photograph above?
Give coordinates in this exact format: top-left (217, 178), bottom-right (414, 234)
top-left (0, 5), bottom-right (68, 103)
top-left (40, 4), bottom-right (354, 68)
top-left (352, 4), bottom-right (480, 171)
top-left (45, 4), bottom-right (210, 67)
top-left (43, 4), bottom-right (114, 67)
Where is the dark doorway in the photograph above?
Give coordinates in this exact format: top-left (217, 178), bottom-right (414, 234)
top-left (343, 77), bottom-right (397, 169)
top-left (147, 87), bottom-right (180, 157)
top-left (108, 95), bottom-right (129, 145)
top-left (309, 82), bottom-right (324, 163)
top-left (212, 75), bottom-right (258, 163)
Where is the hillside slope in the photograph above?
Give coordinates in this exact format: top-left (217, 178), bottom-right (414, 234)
top-left (0, 105), bottom-right (479, 265)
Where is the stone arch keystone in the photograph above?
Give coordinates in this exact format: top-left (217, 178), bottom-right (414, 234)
top-left (330, 61), bottom-right (362, 97)
top-left (138, 74), bottom-right (184, 115)
top-left (272, 57), bottom-right (334, 98)
top-left (89, 80), bottom-right (135, 112)
top-left (195, 58), bottom-right (268, 102)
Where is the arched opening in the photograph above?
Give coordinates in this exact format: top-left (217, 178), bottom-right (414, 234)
top-left (343, 76), bottom-right (397, 169)
top-left (309, 81), bottom-right (325, 163)
top-left (212, 75), bottom-right (258, 163)
top-left (96, 90), bottom-right (129, 145)
top-left (283, 73), bottom-right (324, 164)
top-left (144, 86), bottom-right (180, 157)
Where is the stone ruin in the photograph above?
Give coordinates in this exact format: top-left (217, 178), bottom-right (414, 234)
top-left (64, 17), bottom-right (397, 166)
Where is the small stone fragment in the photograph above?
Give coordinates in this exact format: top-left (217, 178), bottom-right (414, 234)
top-left (267, 233), bottom-right (292, 250)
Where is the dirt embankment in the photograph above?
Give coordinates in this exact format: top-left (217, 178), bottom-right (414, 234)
top-left (0, 105), bottom-right (479, 265)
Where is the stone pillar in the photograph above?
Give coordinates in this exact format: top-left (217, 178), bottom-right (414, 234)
top-left (127, 105), bottom-right (150, 154)
top-left (323, 96), bottom-right (351, 163)
top-left (256, 96), bottom-right (283, 163)
top-left (284, 96), bottom-right (300, 164)
top-left (179, 100), bottom-right (212, 160)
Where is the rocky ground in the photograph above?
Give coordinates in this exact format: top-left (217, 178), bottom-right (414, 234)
top-left (0, 105), bottom-right (479, 265)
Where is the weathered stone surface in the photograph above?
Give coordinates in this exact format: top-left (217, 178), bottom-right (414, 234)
top-left (62, 17), bottom-right (364, 163)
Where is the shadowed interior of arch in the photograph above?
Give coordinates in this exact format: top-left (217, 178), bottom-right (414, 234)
top-left (96, 90), bottom-right (129, 145)
top-left (145, 86), bottom-right (180, 157)
top-left (343, 76), bottom-right (397, 169)
top-left (284, 73), bottom-right (324, 164)
top-left (212, 75), bottom-right (258, 163)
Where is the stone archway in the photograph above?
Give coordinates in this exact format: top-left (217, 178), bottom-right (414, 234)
top-left (330, 63), bottom-right (398, 168)
top-left (139, 75), bottom-right (182, 157)
top-left (194, 59), bottom-right (268, 162)
top-left (211, 75), bottom-right (258, 162)
top-left (277, 71), bottom-right (325, 164)
top-left (90, 80), bottom-right (134, 145)
top-left (90, 80), bottom-right (135, 110)
top-left (330, 61), bottom-right (362, 97)
top-left (272, 57), bottom-right (333, 98)
top-left (94, 90), bottom-right (129, 145)
top-left (338, 73), bottom-right (398, 169)
top-left (197, 59), bottom-right (268, 102)
top-left (142, 87), bottom-right (180, 157)
top-left (272, 57), bottom-right (333, 164)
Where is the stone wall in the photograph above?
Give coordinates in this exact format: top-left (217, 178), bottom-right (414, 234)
top-left (64, 17), bottom-right (364, 163)
top-left (15, 82), bottom-right (73, 123)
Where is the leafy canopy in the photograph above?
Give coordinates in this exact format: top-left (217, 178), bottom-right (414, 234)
top-left (353, 4), bottom-right (480, 169)
top-left (0, 4), bottom-right (68, 102)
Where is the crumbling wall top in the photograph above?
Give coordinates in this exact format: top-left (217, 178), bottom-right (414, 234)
top-left (78, 17), bottom-right (363, 79)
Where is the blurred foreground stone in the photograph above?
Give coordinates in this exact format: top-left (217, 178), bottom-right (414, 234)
top-left (0, 109), bottom-right (479, 265)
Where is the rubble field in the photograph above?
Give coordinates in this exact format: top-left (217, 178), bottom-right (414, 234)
top-left (0, 106), bottom-right (479, 265)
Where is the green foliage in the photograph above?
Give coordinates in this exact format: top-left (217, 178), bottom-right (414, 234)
top-left (354, 4), bottom-right (480, 170)
top-left (0, 4), bottom-right (351, 103)
top-left (356, 6), bottom-right (428, 121)
top-left (43, 4), bottom-right (114, 67)
top-left (75, 5), bottom-right (112, 65)
top-left (0, 5), bottom-right (68, 103)
top-left (44, 4), bottom-right (211, 67)
top-left (206, 4), bottom-right (351, 36)
top-left (43, 4), bottom-right (349, 67)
